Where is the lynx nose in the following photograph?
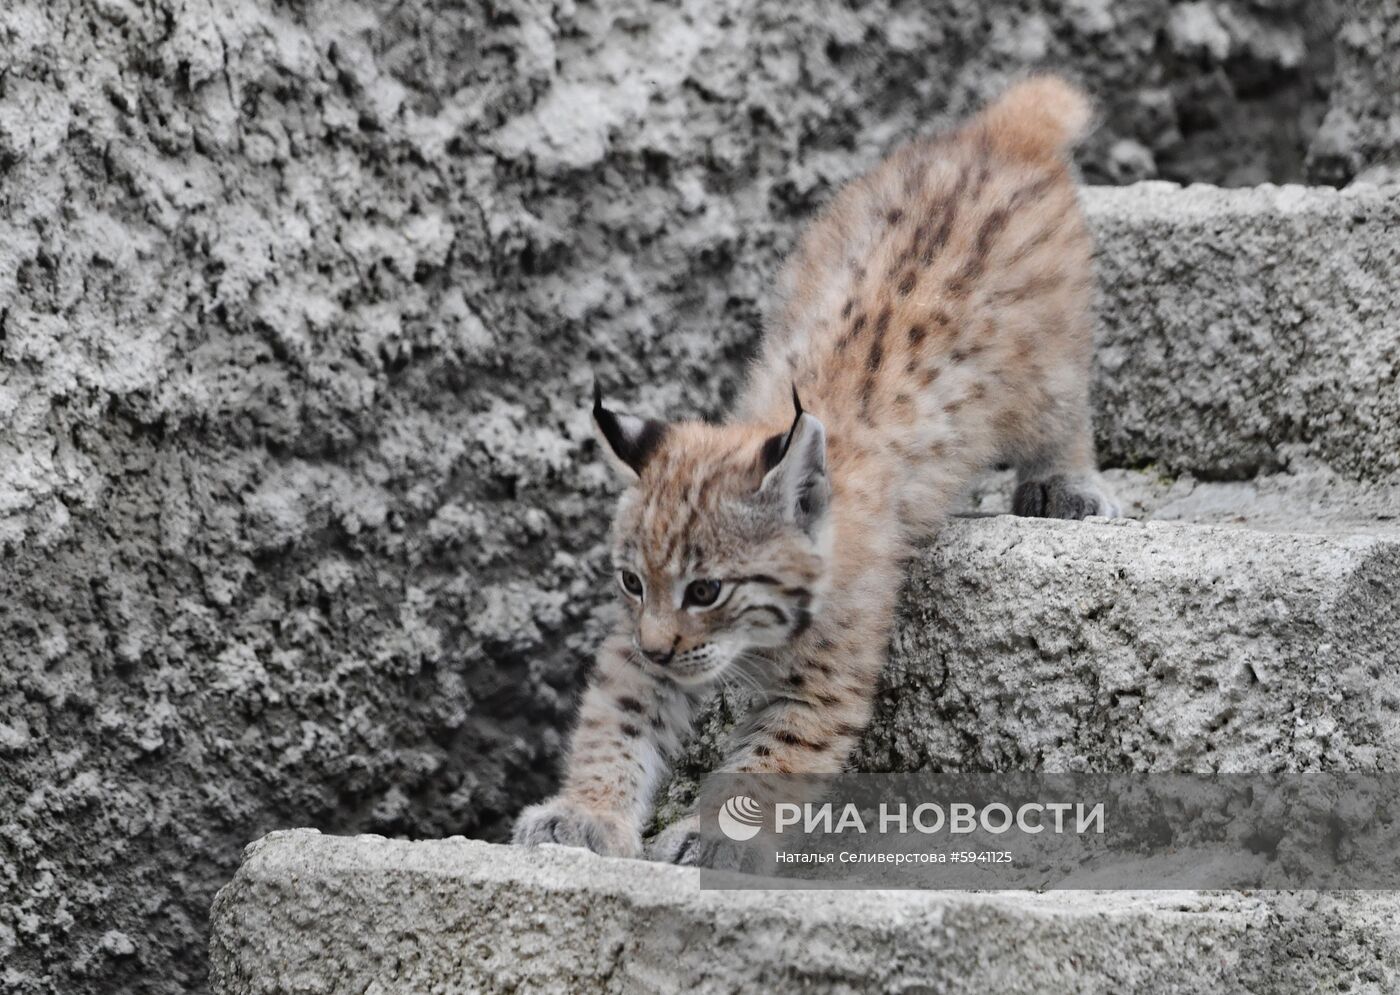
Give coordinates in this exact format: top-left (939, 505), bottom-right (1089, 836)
top-left (640, 644), bottom-right (675, 667)
top-left (638, 617), bottom-right (677, 666)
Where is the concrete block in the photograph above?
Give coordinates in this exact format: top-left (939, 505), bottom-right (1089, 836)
top-left (1085, 183), bottom-right (1400, 482)
top-left (863, 515), bottom-right (1400, 774)
top-left (209, 831), bottom-right (1400, 995)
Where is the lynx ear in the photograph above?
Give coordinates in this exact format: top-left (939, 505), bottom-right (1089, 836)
top-left (759, 389), bottom-right (829, 530)
top-left (592, 383), bottom-right (668, 480)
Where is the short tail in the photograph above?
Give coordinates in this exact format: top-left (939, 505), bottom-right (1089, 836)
top-left (976, 74), bottom-right (1094, 161)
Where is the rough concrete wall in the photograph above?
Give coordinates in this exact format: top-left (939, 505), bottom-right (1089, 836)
top-left (1308, 0), bottom-right (1400, 184)
top-left (0, 1), bottom-right (1372, 992)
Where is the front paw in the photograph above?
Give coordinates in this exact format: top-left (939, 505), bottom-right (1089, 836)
top-left (647, 816), bottom-right (755, 872)
top-left (512, 799), bottom-right (641, 858)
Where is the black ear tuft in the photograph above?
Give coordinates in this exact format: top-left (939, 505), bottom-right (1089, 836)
top-left (761, 384), bottom-right (807, 474)
top-left (759, 409), bottom-right (829, 531)
top-left (593, 384), bottom-right (668, 478)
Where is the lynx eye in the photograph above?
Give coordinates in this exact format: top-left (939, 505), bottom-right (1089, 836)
top-left (684, 579), bottom-right (723, 608)
top-left (619, 570), bottom-right (644, 598)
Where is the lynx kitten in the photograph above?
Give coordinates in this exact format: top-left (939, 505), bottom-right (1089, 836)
top-left (514, 76), bottom-right (1119, 863)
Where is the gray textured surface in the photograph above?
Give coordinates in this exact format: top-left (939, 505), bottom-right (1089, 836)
top-left (865, 515), bottom-right (1400, 775)
top-left (208, 831), bottom-right (1400, 995)
top-left (1309, 0), bottom-right (1400, 185)
top-left (1088, 182), bottom-right (1400, 482)
top-left (0, 1), bottom-right (1393, 992)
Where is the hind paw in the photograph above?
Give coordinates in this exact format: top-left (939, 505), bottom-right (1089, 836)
top-left (1012, 475), bottom-right (1121, 520)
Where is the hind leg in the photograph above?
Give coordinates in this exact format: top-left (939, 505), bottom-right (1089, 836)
top-left (1011, 388), bottom-right (1121, 520)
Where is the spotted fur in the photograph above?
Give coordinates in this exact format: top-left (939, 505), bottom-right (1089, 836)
top-left (514, 76), bottom-right (1120, 861)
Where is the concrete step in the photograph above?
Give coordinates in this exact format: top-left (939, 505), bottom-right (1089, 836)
top-left (1082, 182), bottom-right (1399, 483)
top-left (209, 831), bottom-right (1400, 995)
top-left (860, 511), bottom-right (1400, 776)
